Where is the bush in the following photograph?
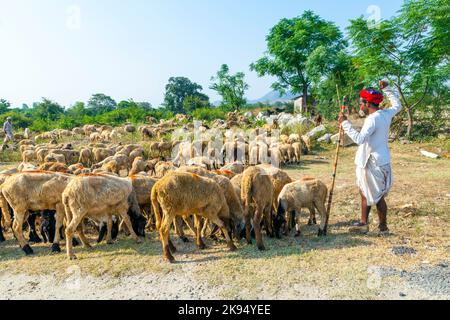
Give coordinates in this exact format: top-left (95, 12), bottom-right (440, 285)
top-left (0, 111), bottom-right (33, 129)
top-left (190, 108), bottom-right (227, 121)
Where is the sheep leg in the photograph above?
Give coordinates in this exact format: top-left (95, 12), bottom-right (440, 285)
top-left (11, 210), bottom-right (33, 255)
top-left (174, 216), bottom-right (189, 243)
top-left (253, 207), bottom-right (265, 251)
top-left (0, 209), bottom-right (5, 242)
top-left (51, 205), bottom-right (65, 253)
top-left (294, 212), bottom-right (302, 237)
top-left (118, 209), bottom-right (141, 243)
top-left (194, 215), bottom-right (206, 250)
top-left (263, 205), bottom-right (274, 238)
top-left (76, 223), bottom-right (92, 248)
top-left (65, 212), bottom-right (85, 260)
top-left (315, 201), bottom-right (329, 237)
top-left (160, 215), bottom-right (175, 263)
top-left (27, 213), bottom-right (42, 243)
top-left (245, 213), bottom-right (252, 245)
top-left (210, 216), bottom-right (236, 252)
top-left (200, 218), bottom-right (210, 238)
top-left (285, 211), bottom-right (295, 236)
top-left (183, 216), bottom-right (196, 234)
top-left (106, 216), bottom-right (114, 245)
top-left (308, 207), bottom-right (317, 226)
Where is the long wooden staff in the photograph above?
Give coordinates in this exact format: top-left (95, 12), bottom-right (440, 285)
top-left (325, 86), bottom-right (348, 227)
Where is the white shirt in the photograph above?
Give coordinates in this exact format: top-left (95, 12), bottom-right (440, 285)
top-left (342, 87), bottom-right (403, 169)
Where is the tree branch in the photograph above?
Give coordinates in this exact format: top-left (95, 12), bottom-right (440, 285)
top-left (410, 77), bottom-right (430, 110)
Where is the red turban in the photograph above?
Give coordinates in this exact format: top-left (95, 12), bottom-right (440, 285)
top-left (360, 88), bottom-right (384, 104)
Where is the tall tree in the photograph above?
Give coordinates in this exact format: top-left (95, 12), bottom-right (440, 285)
top-left (163, 77), bottom-right (209, 114)
top-left (310, 51), bottom-right (363, 119)
top-left (33, 98), bottom-right (65, 121)
top-left (348, 0), bottom-right (449, 138)
top-left (210, 64), bottom-right (249, 111)
top-left (67, 101), bottom-right (87, 117)
top-left (87, 93), bottom-right (117, 116)
top-left (250, 10), bottom-right (346, 111)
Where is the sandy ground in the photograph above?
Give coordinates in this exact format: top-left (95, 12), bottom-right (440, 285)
top-left (0, 141), bottom-right (449, 300)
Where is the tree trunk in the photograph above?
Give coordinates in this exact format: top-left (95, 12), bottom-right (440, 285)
top-left (302, 85), bottom-right (308, 114)
top-left (405, 106), bottom-right (413, 139)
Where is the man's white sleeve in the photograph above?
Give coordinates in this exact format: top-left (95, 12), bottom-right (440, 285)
top-left (342, 118), bottom-right (376, 145)
top-left (384, 86), bottom-right (403, 118)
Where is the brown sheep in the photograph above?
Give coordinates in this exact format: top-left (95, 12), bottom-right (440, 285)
top-left (177, 166), bottom-right (244, 245)
top-left (257, 164), bottom-right (293, 212)
top-left (292, 142), bottom-right (302, 164)
top-left (151, 172), bottom-right (237, 262)
top-left (40, 162), bottom-right (69, 173)
top-left (274, 178), bottom-right (329, 238)
top-left (1, 172), bottom-right (73, 254)
top-left (221, 162), bottom-right (245, 175)
top-left (79, 148), bottom-right (93, 167)
top-left (44, 153), bottom-right (66, 164)
top-left (241, 166), bottom-right (274, 250)
top-left (62, 174), bottom-right (145, 260)
top-left (93, 147), bottom-right (115, 164)
top-left (146, 158), bottom-right (161, 176)
top-left (279, 144), bottom-right (295, 164)
top-left (128, 175), bottom-right (158, 230)
top-left (129, 157), bottom-right (147, 176)
top-left (155, 161), bottom-right (176, 178)
top-left (129, 148), bottom-right (144, 165)
top-left (22, 150), bottom-right (36, 163)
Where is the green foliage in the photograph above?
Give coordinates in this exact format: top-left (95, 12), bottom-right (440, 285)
top-left (87, 93), bottom-right (117, 116)
top-left (347, 0), bottom-right (449, 138)
top-left (183, 95), bottom-right (211, 113)
top-left (251, 10), bottom-right (346, 109)
top-left (0, 111), bottom-right (33, 129)
top-left (210, 64), bottom-right (249, 112)
top-left (0, 99), bottom-right (12, 114)
top-left (163, 77), bottom-right (209, 114)
top-left (32, 98), bottom-right (65, 121)
top-left (191, 107), bottom-right (227, 122)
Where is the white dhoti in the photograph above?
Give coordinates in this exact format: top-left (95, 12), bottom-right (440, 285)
top-left (356, 156), bottom-right (393, 206)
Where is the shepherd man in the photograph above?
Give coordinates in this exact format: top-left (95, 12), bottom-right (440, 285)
top-left (338, 80), bottom-right (402, 236)
top-left (2, 116), bottom-right (14, 151)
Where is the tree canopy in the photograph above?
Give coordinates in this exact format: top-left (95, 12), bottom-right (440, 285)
top-left (163, 77), bottom-right (210, 114)
top-left (210, 64), bottom-right (249, 112)
top-left (250, 10), bottom-right (346, 111)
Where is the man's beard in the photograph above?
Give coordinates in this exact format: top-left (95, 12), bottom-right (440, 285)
top-left (359, 109), bottom-right (367, 118)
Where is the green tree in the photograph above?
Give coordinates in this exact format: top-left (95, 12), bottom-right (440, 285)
top-left (137, 102), bottom-right (152, 111)
top-left (87, 93), bottom-right (117, 116)
top-left (250, 11), bottom-right (346, 112)
top-left (33, 98), bottom-right (65, 121)
top-left (163, 77), bottom-right (209, 114)
top-left (67, 101), bottom-right (87, 117)
top-left (312, 51), bottom-right (364, 119)
top-left (0, 99), bottom-right (11, 114)
top-left (183, 95), bottom-right (211, 113)
top-left (210, 64), bottom-right (249, 112)
top-left (348, 0), bottom-right (449, 138)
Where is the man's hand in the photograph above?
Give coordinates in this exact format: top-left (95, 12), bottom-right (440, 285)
top-left (338, 112), bottom-right (347, 125)
top-left (379, 80), bottom-right (389, 90)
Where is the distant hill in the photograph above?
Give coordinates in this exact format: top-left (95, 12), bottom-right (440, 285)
top-left (247, 90), bottom-right (296, 105)
top-left (211, 90), bottom-right (296, 107)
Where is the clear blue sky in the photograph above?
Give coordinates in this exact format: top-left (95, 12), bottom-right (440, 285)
top-left (0, 0), bottom-right (405, 108)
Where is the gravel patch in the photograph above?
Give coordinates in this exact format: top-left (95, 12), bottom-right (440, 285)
top-left (392, 246), bottom-right (417, 256)
top-left (376, 261), bottom-right (450, 299)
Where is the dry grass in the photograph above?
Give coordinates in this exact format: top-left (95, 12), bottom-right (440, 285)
top-left (0, 138), bottom-right (449, 299)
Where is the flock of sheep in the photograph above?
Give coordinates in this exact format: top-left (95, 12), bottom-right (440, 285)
top-left (0, 113), bottom-right (330, 263)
